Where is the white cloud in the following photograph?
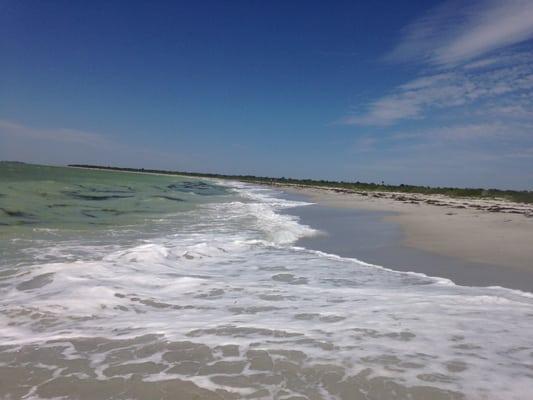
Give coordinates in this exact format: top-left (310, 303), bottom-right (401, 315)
top-left (342, 74), bottom-right (472, 126)
top-left (343, 49), bottom-right (533, 126)
top-left (387, 0), bottom-right (533, 67)
top-left (343, 1), bottom-right (533, 126)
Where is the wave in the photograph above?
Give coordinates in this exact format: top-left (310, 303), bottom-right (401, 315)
top-left (1, 180), bottom-right (533, 399)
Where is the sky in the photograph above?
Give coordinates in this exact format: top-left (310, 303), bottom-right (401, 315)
top-left (1, 0), bottom-right (533, 189)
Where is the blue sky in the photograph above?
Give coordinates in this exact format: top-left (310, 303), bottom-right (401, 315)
top-left (1, 0), bottom-right (533, 189)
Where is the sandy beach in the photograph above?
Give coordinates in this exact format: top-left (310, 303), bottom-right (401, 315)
top-left (280, 184), bottom-right (533, 291)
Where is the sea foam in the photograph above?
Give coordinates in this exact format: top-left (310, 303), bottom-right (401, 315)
top-left (1, 180), bottom-right (532, 399)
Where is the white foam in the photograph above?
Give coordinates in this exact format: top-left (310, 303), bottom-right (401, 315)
top-left (1, 181), bottom-right (533, 399)
top-left (212, 180), bottom-right (319, 245)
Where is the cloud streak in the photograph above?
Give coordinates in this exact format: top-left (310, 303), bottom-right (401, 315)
top-left (342, 50), bottom-right (533, 126)
top-left (344, 1), bottom-right (533, 127)
top-left (387, 0), bottom-right (533, 67)
top-left (0, 120), bottom-right (110, 147)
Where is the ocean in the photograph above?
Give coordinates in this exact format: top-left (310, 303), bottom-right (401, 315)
top-left (1, 163), bottom-right (532, 400)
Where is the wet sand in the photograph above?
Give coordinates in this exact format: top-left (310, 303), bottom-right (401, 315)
top-left (282, 188), bottom-right (533, 293)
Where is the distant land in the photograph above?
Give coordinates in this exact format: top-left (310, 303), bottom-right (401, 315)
top-left (69, 164), bottom-right (533, 204)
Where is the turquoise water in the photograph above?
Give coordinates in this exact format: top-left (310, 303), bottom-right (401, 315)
top-left (0, 162), bottom-right (232, 267)
top-left (0, 162), bottom-right (228, 231)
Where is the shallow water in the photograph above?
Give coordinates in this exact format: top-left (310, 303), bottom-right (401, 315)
top-left (1, 163), bottom-right (532, 400)
top-left (294, 204), bottom-right (533, 292)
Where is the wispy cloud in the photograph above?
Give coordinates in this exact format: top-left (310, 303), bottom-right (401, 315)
top-left (342, 1), bottom-right (533, 127)
top-left (0, 119), bottom-right (191, 169)
top-left (387, 0), bottom-right (533, 67)
top-left (390, 121), bottom-right (533, 142)
top-left (342, 50), bottom-right (533, 126)
top-left (341, 72), bottom-right (469, 125)
top-left (0, 120), bottom-right (110, 147)
top-left (336, 1), bottom-right (533, 189)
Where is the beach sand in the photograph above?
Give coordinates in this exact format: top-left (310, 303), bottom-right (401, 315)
top-left (281, 185), bottom-right (533, 292)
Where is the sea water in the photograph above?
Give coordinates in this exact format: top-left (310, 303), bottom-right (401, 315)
top-left (1, 163), bottom-right (532, 400)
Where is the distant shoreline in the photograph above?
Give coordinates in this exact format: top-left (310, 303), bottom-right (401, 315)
top-left (67, 164), bottom-right (192, 179)
top-left (68, 164), bottom-right (533, 204)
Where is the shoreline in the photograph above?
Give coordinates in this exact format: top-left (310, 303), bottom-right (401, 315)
top-left (279, 185), bottom-right (533, 292)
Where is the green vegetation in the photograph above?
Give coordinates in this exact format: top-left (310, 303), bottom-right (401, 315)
top-left (69, 164), bottom-right (533, 204)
